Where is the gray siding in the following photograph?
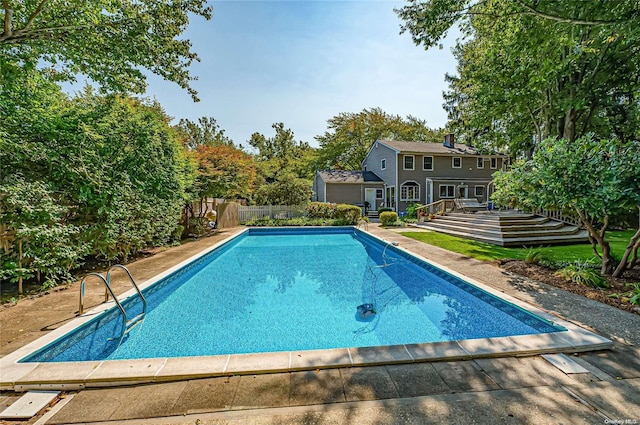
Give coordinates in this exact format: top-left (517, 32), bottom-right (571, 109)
top-left (395, 155), bottom-right (502, 212)
top-left (362, 142), bottom-right (398, 208)
top-left (326, 184), bottom-right (364, 205)
top-left (313, 174), bottom-right (326, 202)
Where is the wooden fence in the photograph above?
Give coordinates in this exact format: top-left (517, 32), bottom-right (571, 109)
top-left (238, 205), bottom-right (306, 222)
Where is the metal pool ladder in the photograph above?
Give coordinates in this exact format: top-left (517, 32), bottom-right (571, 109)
top-left (79, 265), bottom-right (148, 345)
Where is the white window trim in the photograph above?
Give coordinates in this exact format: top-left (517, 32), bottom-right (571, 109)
top-left (439, 184), bottom-right (456, 199)
top-left (423, 155), bottom-right (434, 171)
top-left (400, 180), bottom-right (421, 201)
top-left (381, 158), bottom-right (386, 170)
top-left (477, 157), bottom-right (484, 169)
top-left (375, 189), bottom-right (383, 198)
top-left (403, 155), bottom-right (415, 170)
top-left (490, 157), bottom-right (498, 169)
top-left (474, 185), bottom-right (485, 197)
top-left (452, 157), bottom-right (462, 168)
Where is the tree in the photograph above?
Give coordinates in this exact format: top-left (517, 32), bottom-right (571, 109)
top-left (192, 144), bottom-right (256, 201)
top-left (1, 68), bottom-right (194, 288)
top-left (316, 108), bottom-right (445, 170)
top-left (174, 117), bottom-right (235, 150)
top-left (492, 136), bottom-right (640, 277)
top-left (1, 0), bottom-right (212, 100)
top-left (397, 0), bottom-right (640, 156)
top-left (253, 172), bottom-right (313, 206)
top-left (248, 123), bottom-right (317, 204)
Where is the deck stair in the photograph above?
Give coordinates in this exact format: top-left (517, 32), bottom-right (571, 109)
top-left (414, 211), bottom-right (589, 247)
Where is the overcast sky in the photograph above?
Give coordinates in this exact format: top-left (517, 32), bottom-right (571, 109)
top-left (142, 0), bottom-right (460, 147)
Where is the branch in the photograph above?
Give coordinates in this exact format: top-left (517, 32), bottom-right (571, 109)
top-left (0, 24), bottom-right (78, 43)
top-left (2, 1), bottom-right (11, 38)
top-left (515, 0), bottom-right (627, 26)
top-left (23, 0), bottom-right (49, 31)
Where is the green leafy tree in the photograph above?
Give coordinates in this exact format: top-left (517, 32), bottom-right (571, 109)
top-left (192, 144), bottom-right (256, 201)
top-left (249, 123), bottom-right (316, 204)
top-left (1, 0), bottom-right (212, 100)
top-left (397, 0), bottom-right (640, 156)
top-left (253, 172), bottom-right (312, 206)
top-left (174, 117), bottom-right (235, 150)
top-left (316, 107), bottom-right (445, 170)
top-left (1, 69), bottom-right (194, 288)
top-left (492, 136), bottom-right (640, 276)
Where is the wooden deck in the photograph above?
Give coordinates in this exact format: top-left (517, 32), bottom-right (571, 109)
top-left (413, 211), bottom-right (589, 247)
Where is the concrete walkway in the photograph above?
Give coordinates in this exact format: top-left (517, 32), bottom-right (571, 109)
top-left (2, 224), bottom-right (639, 424)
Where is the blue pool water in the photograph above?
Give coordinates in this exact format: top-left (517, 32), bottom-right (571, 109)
top-left (22, 228), bottom-right (563, 362)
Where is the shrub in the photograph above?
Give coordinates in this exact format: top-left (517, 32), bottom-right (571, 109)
top-left (335, 204), bottom-right (362, 224)
top-left (306, 202), bottom-right (337, 219)
top-left (377, 207), bottom-right (393, 215)
top-left (524, 248), bottom-right (545, 265)
top-left (554, 261), bottom-right (608, 288)
top-left (624, 283), bottom-right (640, 305)
top-left (379, 211), bottom-right (399, 226)
top-left (405, 203), bottom-right (422, 219)
top-left (306, 202), bottom-right (361, 224)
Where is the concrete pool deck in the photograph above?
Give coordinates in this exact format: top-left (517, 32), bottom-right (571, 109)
top-left (1, 224), bottom-right (639, 423)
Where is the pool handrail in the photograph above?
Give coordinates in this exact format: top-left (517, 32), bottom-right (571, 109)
top-left (78, 265), bottom-right (148, 346)
top-left (78, 272), bottom-right (124, 317)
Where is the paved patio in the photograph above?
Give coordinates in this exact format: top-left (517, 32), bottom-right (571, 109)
top-left (1, 224), bottom-right (639, 424)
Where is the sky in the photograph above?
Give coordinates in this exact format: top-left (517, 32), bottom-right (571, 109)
top-left (142, 0), bottom-right (460, 148)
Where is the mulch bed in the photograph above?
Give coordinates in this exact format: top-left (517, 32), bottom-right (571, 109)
top-left (501, 260), bottom-right (640, 316)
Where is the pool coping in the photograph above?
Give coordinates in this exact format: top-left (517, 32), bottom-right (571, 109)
top-left (0, 227), bottom-right (613, 391)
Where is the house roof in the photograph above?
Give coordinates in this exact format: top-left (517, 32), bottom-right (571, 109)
top-left (317, 170), bottom-right (384, 184)
top-left (377, 140), bottom-right (507, 156)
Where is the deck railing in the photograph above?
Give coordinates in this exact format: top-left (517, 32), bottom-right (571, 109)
top-left (415, 199), bottom-right (456, 216)
top-left (532, 208), bottom-right (583, 228)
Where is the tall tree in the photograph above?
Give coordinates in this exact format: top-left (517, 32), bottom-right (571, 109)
top-left (1, 70), bottom-right (194, 286)
top-left (248, 123), bottom-right (316, 205)
top-left (0, 0), bottom-right (212, 100)
top-left (174, 117), bottom-right (235, 150)
top-left (397, 0), bottom-right (640, 156)
top-left (192, 144), bottom-right (256, 201)
top-left (316, 107), bottom-right (445, 170)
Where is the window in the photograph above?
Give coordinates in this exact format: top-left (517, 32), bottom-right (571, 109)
top-left (452, 157), bottom-right (462, 168)
top-left (375, 189), bottom-right (383, 198)
top-left (490, 157), bottom-right (498, 169)
top-left (381, 158), bottom-right (386, 170)
top-left (401, 181), bottom-right (420, 201)
top-left (423, 156), bottom-right (434, 171)
top-left (403, 155), bottom-right (414, 170)
top-left (439, 184), bottom-right (456, 198)
top-left (475, 186), bottom-right (485, 197)
top-left (477, 158), bottom-right (484, 169)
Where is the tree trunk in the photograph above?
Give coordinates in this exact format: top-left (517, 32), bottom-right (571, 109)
top-left (612, 206), bottom-right (640, 277)
top-left (629, 239), bottom-right (639, 269)
top-left (577, 209), bottom-right (613, 275)
top-left (563, 108), bottom-right (577, 141)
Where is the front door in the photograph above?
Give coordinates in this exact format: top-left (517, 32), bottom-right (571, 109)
top-left (364, 188), bottom-right (377, 212)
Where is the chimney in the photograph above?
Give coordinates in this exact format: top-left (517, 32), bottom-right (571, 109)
top-left (443, 133), bottom-right (455, 148)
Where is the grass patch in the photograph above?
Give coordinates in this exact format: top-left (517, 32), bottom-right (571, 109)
top-left (399, 230), bottom-right (636, 264)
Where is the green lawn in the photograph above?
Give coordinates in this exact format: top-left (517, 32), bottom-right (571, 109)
top-left (399, 230), bottom-right (636, 264)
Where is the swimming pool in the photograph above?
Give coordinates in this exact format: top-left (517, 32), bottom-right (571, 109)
top-left (22, 227), bottom-right (564, 363)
